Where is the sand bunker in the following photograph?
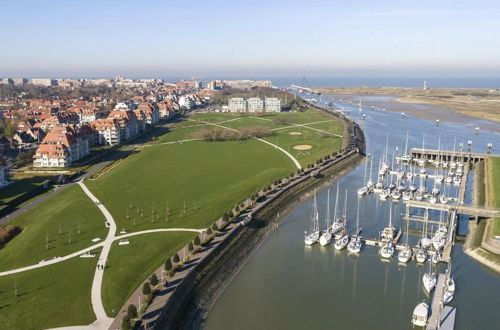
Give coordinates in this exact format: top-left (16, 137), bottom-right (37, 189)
top-left (289, 131), bottom-right (302, 135)
top-left (293, 144), bottom-right (312, 150)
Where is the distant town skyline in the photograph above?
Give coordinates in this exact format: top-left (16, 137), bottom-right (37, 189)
top-left (1, 0), bottom-right (500, 78)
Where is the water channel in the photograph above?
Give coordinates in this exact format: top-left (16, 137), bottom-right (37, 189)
top-left (204, 91), bottom-right (499, 330)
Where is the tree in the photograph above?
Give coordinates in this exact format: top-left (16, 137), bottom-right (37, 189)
top-left (127, 304), bottom-right (138, 319)
top-left (194, 236), bottom-right (201, 246)
top-left (142, 282), bottom-right (151, 295)
top-left (228, 211), bottom-right (234, 218)
top-left (188, 241), bottom-right (194, 252)
top-left (164, 258), bottom-right (172, 271)
top-left (121, 315), bottom-right (132, 330)
top-left (172, 253), bottom-right (180, 263)
top-left (223, 213), bottom-right (230, 222)
top-left (206, 227), bottom-right (213, 235)
top-left (211, 223), bottom-right (218, 231)
top-left (149, 273), bottom-right (158, 286)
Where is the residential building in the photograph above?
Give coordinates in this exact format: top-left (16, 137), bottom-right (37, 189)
top-left (264, 98), bottom-right (281, 112)
top-left (92, 119), bottom-right (121, 145)
top-left (247, 98), bottom-right (264, 112)
top-left (33, 126), bottom-right (90, 167)
top-left (0, 155), bottom-right (8, 186)
top-left (178, 95), bottom-right (195, 110)
top-left (228, 98), bottom-right (247, 112)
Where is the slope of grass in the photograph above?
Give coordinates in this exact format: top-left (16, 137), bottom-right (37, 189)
top-left (0, 185), bottom-right (107, 271)
top-left (0, 175), bottom-right (53, 207)
top-left (0, 255), bottom-right (98, 330)
top-left (491, 157), bottom-right (500, 236)
top-left (102, 232), bottom-right (195, 316)
top-left (86, 139), bottom-right (294, 232)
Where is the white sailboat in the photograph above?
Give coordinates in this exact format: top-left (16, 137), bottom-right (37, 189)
top-left (398, 225), bottom-right (412, 263)
top-left (380, 203), bottom-right (397, 243)
top-left (380, 242), bottom-right (395, 258)
top-left (411, 302), bottom-right (429, 327)
top-left (422, 261), bottom-right (436, 294)
top-left (330, 183), bottom-right (344, 234)
top-left (400, 130), bottom-right (412, 162)
top-left (334, 190), bottom-right (350, 250)
top-left (304, 190), bottom-right (320, 245)
top-left (366, 156), bottom-right (375, 190)
top-left (319, 190), bottom-right (333, 246)
top-left (357, 156), bottom-right (370, 196)
top-left (347, 198), bottom-right (363, 253)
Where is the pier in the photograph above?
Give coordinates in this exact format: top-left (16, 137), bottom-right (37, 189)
top-left (411, 147), bottom-right (490, 164)
top-left (427, 273), bottom-right (456, 330)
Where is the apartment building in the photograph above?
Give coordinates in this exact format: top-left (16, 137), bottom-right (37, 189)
top-left (264, 98), bottom-right (281, 112)
top-left (247, 98), bottom-right (264, 112)
top-left (228, 98), bottom-right (247, 112)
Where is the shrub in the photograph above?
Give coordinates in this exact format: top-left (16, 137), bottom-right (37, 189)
top-left (212, 223), bottom-right (219, 231)
top-left (127, 304), bottom-right (138, 319)
top-left (142, 282), bottom-right (151, 295)
top-left (194, 236), bottom-right (201, 246)
top-left (0, 225), bottom-right (22, 248)
top-left (164, 258), bottom-right (172, 271)
top-left (206, 227), bottom-right (213, 235)
top-left (188, 241), bottom-right (194, 252)
top-left (121, 315), bottom-right (132, 330)
top-left (172, 253), bottom-right (180, 263)
top-left (149, 273), bottom-right (158, 286)
top-left (228, 211), bottom-right (234, 218)
top-left (223, 213), bottom-right (230, 222)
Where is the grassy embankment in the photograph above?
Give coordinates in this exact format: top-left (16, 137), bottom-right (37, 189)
top-left (491, 157), bottom-right (500, 236)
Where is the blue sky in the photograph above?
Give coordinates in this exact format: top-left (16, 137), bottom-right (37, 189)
top-left (1, 0), bottom-right (499, 78)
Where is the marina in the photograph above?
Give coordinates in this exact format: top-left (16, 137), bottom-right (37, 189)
top-left (204, 89), bottom-right (500, 330)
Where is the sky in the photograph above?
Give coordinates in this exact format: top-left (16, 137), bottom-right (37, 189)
top-left (1, 0), bottom-right (500, 79)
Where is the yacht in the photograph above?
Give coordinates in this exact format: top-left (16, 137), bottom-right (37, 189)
top-left (415, 193), bottom-right (423, 201)
top-left (398, 216), bottom-right (413, 263)
top-left (304, 190), bottom-right (320, 245)
top-left (440, 195), bottom-right (448, 204)
top-left (347, 199), bottom-right (363, 253)
top-left (429, 195), bottom-right (437, 204)
top-left (421, 236), bottom-right (432, 249)
top-left (415, 247), bottom-right (427, 263)
top-left (435, 174), bottom-right (444, 184)
top-left (445, 176), bottom-right (453, 184)
top-left (330, 184), bottom-right (344, 234)
top-left (391, 190), bottom-right (402, 200)
top-left (402, 191), bottom-right (412, 201)
top-left (358, 155), bottom-right (370, 195)
top-left (432, 252), bottom-right (441, 264)
top-left (379, 189), bottom-right (390, 200)
top-left (411, 302), bottom-right (429, 327)
top-left (334, 190), bottom-right (350, 250)
top-left (423, 263), bottom-right (437, 294)
top-left (380, 242), bottom-right (395, 258)
top-left (453, 176), bottom-right (461, 185)
top-left (380, 204), bottom-right (397, 243)
top-left (319, 190), bottom-right (332, 246)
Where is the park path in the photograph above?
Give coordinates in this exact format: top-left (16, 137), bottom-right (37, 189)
top-left (77, 180), bottom-right (116, 329)
top-left (190, 119), bottom-right (302, 170)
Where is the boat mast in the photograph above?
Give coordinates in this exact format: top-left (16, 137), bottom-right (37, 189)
top-left (334, 183), bottom-right (340, 222)
top-left (343, 189), bottom-right (348, 231)
top-left (369, 155), bottom-right (373, 182)
top-left (356, 197), bottom-right (360, 233)
top-left (312, 190), bottom-right (319, 232)
top-left (404, 130), bottom-right (409, 156)
top-left (325, 189), bottom-right (331, 229)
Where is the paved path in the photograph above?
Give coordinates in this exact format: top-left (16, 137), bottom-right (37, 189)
top-left (190, 119), bottom-right (302, 170)
top-left (77, 180), bottom-right (115, 329)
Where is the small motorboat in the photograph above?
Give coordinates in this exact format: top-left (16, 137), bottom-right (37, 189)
top-left (411, 302), bottom-right (429, 327)
top-left (398, 246), bottom-right (412, 263)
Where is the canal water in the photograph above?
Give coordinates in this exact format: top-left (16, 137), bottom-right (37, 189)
top-left (204, 92), bottom-right (499, 329)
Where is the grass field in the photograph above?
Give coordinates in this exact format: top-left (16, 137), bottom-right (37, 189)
top-left (0, 175), bottom-right (53, 207)
top-left (0, 185), bottom-right (107, 271)
top-left (490, 157), bottom-right (500, 236)
top-left (0, 255), bottom-right (98, 330)
top-left (102, 232), bottom-right (196, 316)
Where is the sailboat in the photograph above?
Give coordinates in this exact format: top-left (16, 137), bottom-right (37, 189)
top-left (420, 215), bottom-right (432, 249)
top-left (432, 211), bottom-right (446, 251)
top-left (411, 302), bottom-right (429, 327)
top-left (330, 183), bottom-right (344, 234)
top-left (366, 156), bottom-right (375, 190)
top-left (304, 190), bottom-right (320, 245)
top-left (443, 261), bottom-right (456, 304)
top-left (400, 130), bottom-right (412, 162)
top-left (347, 198), bottom-right (363, 253)
top-left (357, 156), bottom-right (370, 196)
top-left (422, 261), bottom-right (437, 294)
top-left (334, 190), bottom-right (350, 250)
top-left (319, 190), bottom-right (333, 246)
top-left (380, 204), bottom-right (396, 258)
top-left (398, 216), bottom-right (413, 263)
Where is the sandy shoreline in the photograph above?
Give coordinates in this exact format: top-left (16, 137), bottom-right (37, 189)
top-left (323, 92), bottom-right (500, 133)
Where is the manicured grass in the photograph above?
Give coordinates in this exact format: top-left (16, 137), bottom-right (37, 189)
top-left (0, 185), bottom-right (107, 271)
top-left (490, 157), bottom-right (500, 236)
top-left (86, 139), bottom-right (294, 232)
top-left (0, 255), bottom-right (98, 330)
top-left (0, 176), bottom-right (53, 206)
top-left (102, 232), bottom-right (195, 316)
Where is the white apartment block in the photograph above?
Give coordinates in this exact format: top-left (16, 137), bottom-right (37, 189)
top-left (264, 98), bottom-right (281, 112)
top-left (228, 98), bottom-right (247, 112)
top-left (247, 98), bottom-right (264, 112)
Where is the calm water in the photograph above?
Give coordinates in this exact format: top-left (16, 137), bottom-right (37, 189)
top-left (204, 92), bottom-right (500, 330)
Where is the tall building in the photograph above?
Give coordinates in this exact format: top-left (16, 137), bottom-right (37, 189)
top-left (228, 98), bottom-right (247, 112)
top-left (247, 98), bottom-right (264, 112)
top-left (264, 98), bottom-right (281, 112)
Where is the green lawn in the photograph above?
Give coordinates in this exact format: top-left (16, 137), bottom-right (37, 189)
top-left (491, 157), bottom-right (500, 236)
top-left (86, 139), bottom-right (294, 232)
top-left (0, 185), bottom-right (107, 271)
top-left (0, 176), bottom-right (53, 207)
top-left (0, 255), bottom-right (98, 330)
top-left (102, 232), bottom-right (195, 316)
